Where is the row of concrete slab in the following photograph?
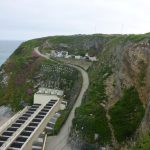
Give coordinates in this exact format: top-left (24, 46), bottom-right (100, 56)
top-left (0, 99), bottom-right (58, 150)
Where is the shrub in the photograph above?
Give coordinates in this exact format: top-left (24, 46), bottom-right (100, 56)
top-left (131, 132), bottom-right (150, 150)
top-left (73, 102), bottom-right (111, 144)
top-left (109, 87), bottom-right (145, 142)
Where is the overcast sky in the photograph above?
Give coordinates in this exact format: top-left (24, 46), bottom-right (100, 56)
top-left (0, 0), bottom-right (150, 40)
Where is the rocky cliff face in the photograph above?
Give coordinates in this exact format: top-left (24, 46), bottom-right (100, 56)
top-left (99, 37), bottom-right (150, 107)
top-left (122, 40), bottom-right (150, 104)
top-left (101, 37), bottom-right (150, 134)
top-left (39, 35), bottom-right (150, 142)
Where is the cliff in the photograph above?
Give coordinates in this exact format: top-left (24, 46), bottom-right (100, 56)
top-left (1, 33), bottom-right (150, 149)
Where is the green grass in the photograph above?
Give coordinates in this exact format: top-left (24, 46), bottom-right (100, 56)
top-left (48, 110), bottom-right (70, 135)
top-left (109, 87), bottom-right (145, 143)
top-left (85, 65), bottom-right (112, 103)
top-left (73, 102), bottom-right (111, 144)
top-left (1, 57), bottom-right (41, 111)
top-left (131, 132), bottom-right (150, 150)
top-left (126, 34), bottom-right (146, 42)
top-left (0, 37), bottom-right (56, 111)
top-left (12, 39), bottom-right (42, 57)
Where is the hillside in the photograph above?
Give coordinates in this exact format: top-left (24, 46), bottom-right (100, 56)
top-left (0, 40), bottom-right (21, 66)
top-left (1, 33), bottom-right (150, 149)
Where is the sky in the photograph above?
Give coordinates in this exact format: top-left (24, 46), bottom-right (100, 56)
top-left (0, 0), bottom-right (150, 40)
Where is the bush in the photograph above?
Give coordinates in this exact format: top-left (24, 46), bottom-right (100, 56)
top-left (72, 63), bottom-right (113, 145)
top-left (109, 87), bottom-right (145, 142)
top-left (73, 102), bottom-right (111, 144)
top-left (131, 132), bottom-right (150, 150)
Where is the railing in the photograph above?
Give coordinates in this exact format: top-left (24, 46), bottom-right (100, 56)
top-left (42, 133), bottom-right (47, 150)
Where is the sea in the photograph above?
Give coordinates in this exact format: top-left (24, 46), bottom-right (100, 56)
top-left (0, 40), bottom-right (22, 66)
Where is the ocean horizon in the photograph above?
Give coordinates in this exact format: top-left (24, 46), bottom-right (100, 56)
top-left (0, 40), bottom-right (22, 66)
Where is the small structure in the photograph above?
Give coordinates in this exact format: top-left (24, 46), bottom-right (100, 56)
top-left (89, 56), bottom-right (97, 61)
top-left (60, 101), bottom-right (67, 110)
top-left (85, 53), bottom-right (97, 61)
top-left (49, 50), bottom-right (97, 61)
top-left (57, 51), bottom-right (63, 58)
top-left (34, 88), bottom-right (64, 105)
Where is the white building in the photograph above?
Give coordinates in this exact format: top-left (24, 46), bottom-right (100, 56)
top-left (50, 50), bottom-right (57, 57)
top-left (54, 51), bottom-right (69, 58)
top-left (89, 56), bottom-right (97, 61)
top-left (57, 51), bottom-right (63, 58)
top-left (85, 53), bottom-right (89, 57)
top-left (85, 53), bottom-right (97, 61)
top-left (65, 55), bottom-right (72, 58)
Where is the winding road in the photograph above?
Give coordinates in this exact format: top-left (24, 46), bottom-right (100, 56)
top-left (34, 48), bottom-right (89, 150)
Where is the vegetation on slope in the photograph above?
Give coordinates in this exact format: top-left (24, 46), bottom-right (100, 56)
top-left (40, 34), bottom-right (115, 56)
top-left (71, 34), bottom-right (148, 148)
top-left (73, 103), bottom-right (111, 144)
top-left (72, 64), bottom-right (113, 145)
top-left (0, 36), bottom-right (83, 111)
top-left (109, 87), bottom-right (145, 143)
top-left (0, 56), bottom-right (50, 111)
top-left (131, 131), bottom-right (150, 150)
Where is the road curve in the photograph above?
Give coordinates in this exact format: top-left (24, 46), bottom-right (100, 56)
top-left (33, 48), bottom-right (89, 150)
top-left (45, 65), bottom-right (89, 150)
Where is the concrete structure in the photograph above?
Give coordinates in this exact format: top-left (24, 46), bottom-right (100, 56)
top-left (34, 88), bottom-right (64, 105)
top-left (32, 132), bottom-right (46, 150)
top-left (85, 53), bottom-right (97, 61)
top-left (0, 88), bottom-right (64, 150)
top-left (37, 88), bottom-right (63, 96)
top-left (0, 99), bottom-right (61, 150)
top-left (65, 55), bottom-right (72, 59)
top-left (60, 101), bottom-right (67, 110)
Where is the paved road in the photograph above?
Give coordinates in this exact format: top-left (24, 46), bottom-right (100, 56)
top-left (34, 48), bottom-right (89, 150)
top-left (34, 47), bottom-right (49, 59)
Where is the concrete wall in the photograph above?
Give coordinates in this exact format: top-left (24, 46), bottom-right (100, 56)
top-left (34, 94), bottom-right (59, 105)
top-left (21, 99), bottom-right (62, 150)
